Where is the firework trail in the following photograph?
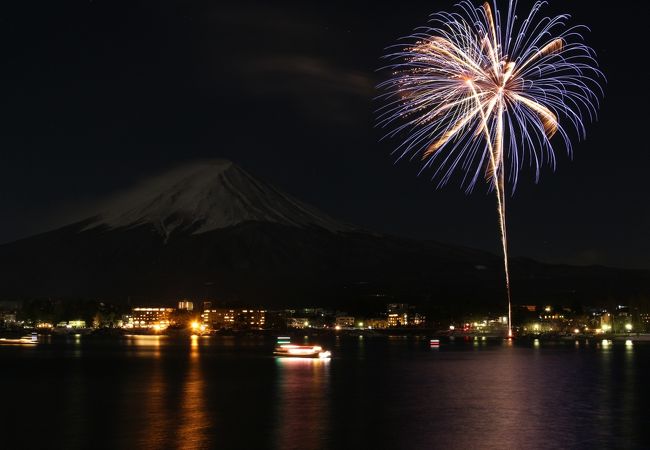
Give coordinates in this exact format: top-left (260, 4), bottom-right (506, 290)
top-left (377, 0), bottom-right (603, 337)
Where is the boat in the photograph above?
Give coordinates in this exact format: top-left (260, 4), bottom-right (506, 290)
top-left (274, 344), bottom-right (331, 359)
top-left (0, 333), bottom-right (38, 346)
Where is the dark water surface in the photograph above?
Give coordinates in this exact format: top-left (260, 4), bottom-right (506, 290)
top-left (1, 335), bottom-right (648, 449)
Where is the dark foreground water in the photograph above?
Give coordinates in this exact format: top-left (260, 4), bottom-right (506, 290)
top-left (1, 335), bottom-right (649, 450)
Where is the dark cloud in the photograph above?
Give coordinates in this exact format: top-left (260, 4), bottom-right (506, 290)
top-left (211, 3), bottom-right (375, 124)
top-left (235, 55), bottom-right (374, 123)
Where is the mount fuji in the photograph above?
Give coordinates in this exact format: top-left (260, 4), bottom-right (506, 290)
top-left (82, 159), bottom-right (352, 239)
top-left (0, 160), bottom-right (647, 309)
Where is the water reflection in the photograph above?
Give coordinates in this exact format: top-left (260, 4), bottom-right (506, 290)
top-left (620, 339), bottom-right (636, 442)
top-left (273, 358), bottom-right (331, 450)
top-left (125, 334), bottom-right (164, 358)
top-left (175, 336), bottom-right (211, 450)
top-left (136, 344), bottom-right (170, 448)
top-left (2, 336), bottom-right (648, 449)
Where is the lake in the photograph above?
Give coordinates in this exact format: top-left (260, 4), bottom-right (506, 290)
top-left (1, 335), bottom-right (648, 449)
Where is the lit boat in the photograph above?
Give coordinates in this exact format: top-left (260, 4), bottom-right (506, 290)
top-left (0, 333), bottom-right (38, 346)
top-left (274, 344), bottom-right (331, 359)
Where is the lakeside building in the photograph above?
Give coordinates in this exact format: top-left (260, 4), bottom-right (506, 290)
top-left (202, 308), bottom-right (266, 330)
top-left (202, 309), bottom-right (236, 329)
top-left (1, 312), bottom-right (16, 325)
top-left (236, 309), bottom-right (266, 329)
top-left (55, 320), bottom-right (87, 329)
top-left (640, 313), bottom-right (650, 332)
top-left (387, 304), bottom-right (409, 327)
top-left (607, 306), bottom-right (634, 333)
top-left (365, 318), bottom-right (389, 329)
top-left (516, 304), bottom-right (641, 335)
top-left (0, 301), bottom-right (20, 328)
top-left (335, 316), bottom-right (355, 328)
top-left (129, 307), bottom-right (174, 329)
top-left (457, 316), bottom-right (508, 334)
top-left (287, 317), bottom-right (310, 329)
top-left (410, 313), bottom-right (427, 327)
top-left (386, 304), bottom-right (426, 327)
top-left (178, 301), bottom-right (194, 311)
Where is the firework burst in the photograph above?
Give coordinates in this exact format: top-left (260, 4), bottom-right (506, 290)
top-left (377, 0), bottom-right (603, 337)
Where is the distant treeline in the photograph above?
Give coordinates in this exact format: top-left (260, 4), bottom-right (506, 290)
top-left (15, 299), bottom-right (126, 327)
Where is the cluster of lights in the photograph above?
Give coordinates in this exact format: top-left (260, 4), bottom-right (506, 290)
top-left (190, 321), bottom-right (207, 335)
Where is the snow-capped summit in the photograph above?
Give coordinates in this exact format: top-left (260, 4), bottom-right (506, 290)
top-left (85, 159), bottom-right (352, 236)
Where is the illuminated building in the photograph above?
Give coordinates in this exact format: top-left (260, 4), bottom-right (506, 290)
top-left (1, 312), bottom-right (17, 325)
top-left (608, 306), bottom-right (634, 333)
top-left (67, 320), bottom-right (87, 329)
top-left (524, 322), bottom-right (553, 333)
top-left (387, 304), bottom-right (409, 327)
top-left (202, 309), bottom-right (235, 329)
top-left (55, 320), bottom-right (86, 329)
top-left (0, 301), bottom-right (20, 327)
top-left (409, 313), bottom-right (426, 327)
top-left (178, 300), bottom-right (194, 311)
top-left (129, 307), bottom-right (174, 329)
top-left (365, 318), bottom-right (389, 329)
top-left (287, 317), bottom-right (310, 329)
top-left (236, 309), bottom-right (266, 329)
top-left (600, 312), bottom-right (613, 332)
top-left (640, 313), bottom-right (650, 332)
top-left (202, 308), bottom-right (266, 330)
top-left (335, 316), bottom-right (355, 328)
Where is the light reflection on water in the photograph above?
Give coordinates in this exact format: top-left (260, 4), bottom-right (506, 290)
top-left (137, 347), bottom-right (169, 448)
top-left (0, 337), bottom-right (648, 449)
top-left (274, 358), bottom-right (331, 450)
top-left (125, 334), bottom-right (164, 358)
top-left (175, 336), bottom-right (211, 450)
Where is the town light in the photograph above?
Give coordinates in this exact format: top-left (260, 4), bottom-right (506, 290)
top-left (625, 323), bottom-right (633, 331)
top-left (191, 321), bottom-right (200, 330)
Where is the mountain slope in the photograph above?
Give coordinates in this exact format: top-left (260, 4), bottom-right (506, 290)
top-left (84, 159), bottom-right (352, 237)
top-left (0, 160), bottom-right (648, 310)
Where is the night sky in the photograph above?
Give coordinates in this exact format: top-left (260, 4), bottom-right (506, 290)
top-left (1, 1), bottom-right (649, 269)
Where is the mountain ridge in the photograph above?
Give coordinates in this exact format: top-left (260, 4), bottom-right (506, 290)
top-left (0, 160), bottom-right (648, 310)
top-left (82, 159), bottom-right (354, 238)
